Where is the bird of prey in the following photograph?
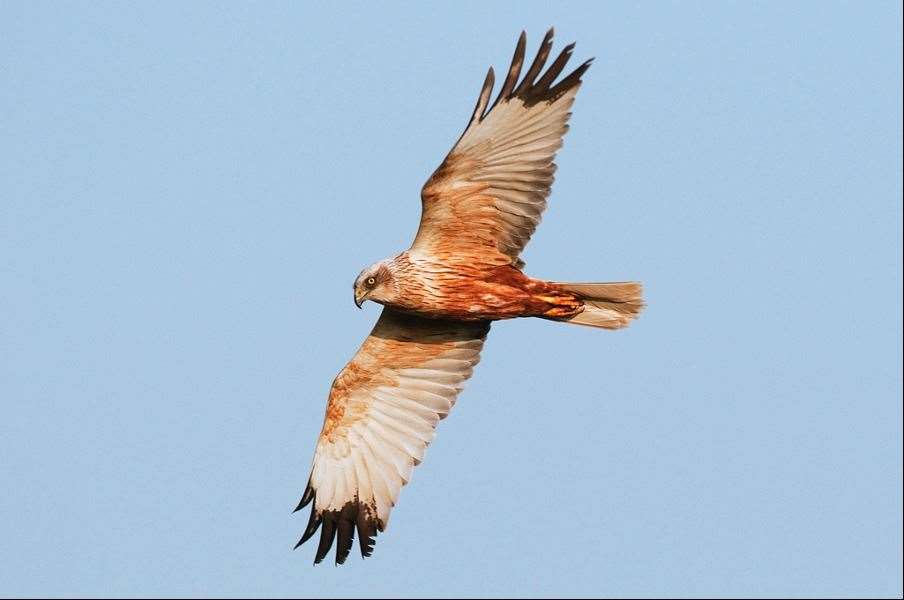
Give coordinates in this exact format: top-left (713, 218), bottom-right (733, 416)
top-left (294, 29), bottom-right (644, 565)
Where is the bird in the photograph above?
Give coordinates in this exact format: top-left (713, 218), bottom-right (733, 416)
top-left (294, 29), bottom-right (644, 565)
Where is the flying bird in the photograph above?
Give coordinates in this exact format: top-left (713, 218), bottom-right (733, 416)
top-left (294, 29), bottom-right (644, 565)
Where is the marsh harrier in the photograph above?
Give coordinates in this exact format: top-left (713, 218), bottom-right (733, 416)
top-left (294, 29), bottom-right (643, 564)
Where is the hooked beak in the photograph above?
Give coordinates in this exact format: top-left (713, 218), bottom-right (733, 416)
top-left (354, 288), bottom-right (367, 309)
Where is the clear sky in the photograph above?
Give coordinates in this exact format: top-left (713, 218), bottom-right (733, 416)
top-left (1, 1), bottom-right (901, 598)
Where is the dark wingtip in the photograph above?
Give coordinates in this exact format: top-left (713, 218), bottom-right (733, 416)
top-left (335, 519), bottom-right (355, 565)
top-left (533, 42), bottom-right (575, 92)
top-left (515, 35), bottom-right (589, 107)
top-left (469, 66), bottom-right (495, 125)
top-left (298, 499), bottom-right (381, 566)
top-left (313, 518), bottom-right (336, 564)
top-left (356, 511), bottom-right (377, 559)
top-left (462, 28), bottom-right (589, 133)
top-left (294, 501), bottom-right (322, 550)
top-left (514, 28), bottom-right (554, 97)
top-left (545, 57), bottom-right (593, 102)
top-left (293, 483), bottom-right (314, 513)
top-left (492, 30), bottom-right (527, 109)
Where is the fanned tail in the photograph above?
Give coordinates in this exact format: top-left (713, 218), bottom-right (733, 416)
top-left (553, 281), bottom-right (644, 329)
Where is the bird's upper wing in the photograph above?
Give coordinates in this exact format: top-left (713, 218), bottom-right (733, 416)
top-left (411, 29), bottom-right (592, 268)
top-left (294, 308), bottom-right (490, 564)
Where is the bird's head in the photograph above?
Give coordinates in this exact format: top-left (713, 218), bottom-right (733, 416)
top-left (353, 260), bottom-right (395, 308)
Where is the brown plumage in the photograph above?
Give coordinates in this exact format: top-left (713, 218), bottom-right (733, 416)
top-left (295, 29), bottom-right (644, 565)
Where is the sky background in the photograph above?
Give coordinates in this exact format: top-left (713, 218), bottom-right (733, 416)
top-left (1, 2), bottom-right (901, 598)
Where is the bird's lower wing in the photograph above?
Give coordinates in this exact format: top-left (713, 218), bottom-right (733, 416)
top-left (294, 308), bottom-right (490, 564)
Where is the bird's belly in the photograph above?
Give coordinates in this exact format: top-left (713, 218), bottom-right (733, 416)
top-left (388, 277), bottom-right (577, 322)
top-left (389, 296), bottom-right (523, 321)
top-left (429, 291), bottom-right (524, 321)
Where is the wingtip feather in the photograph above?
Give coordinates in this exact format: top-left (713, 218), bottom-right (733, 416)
top-left (293, 483), bottom-right (314, 513)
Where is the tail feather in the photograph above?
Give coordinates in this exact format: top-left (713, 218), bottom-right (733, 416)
top-left (553, 281), bottom-right (644, 329)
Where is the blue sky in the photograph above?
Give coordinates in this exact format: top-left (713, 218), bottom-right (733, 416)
top-left (1, 1), bottom-right (901, 598)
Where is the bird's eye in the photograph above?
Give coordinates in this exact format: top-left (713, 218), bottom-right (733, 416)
top-left (366, 277), bottom-right (376, 287)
